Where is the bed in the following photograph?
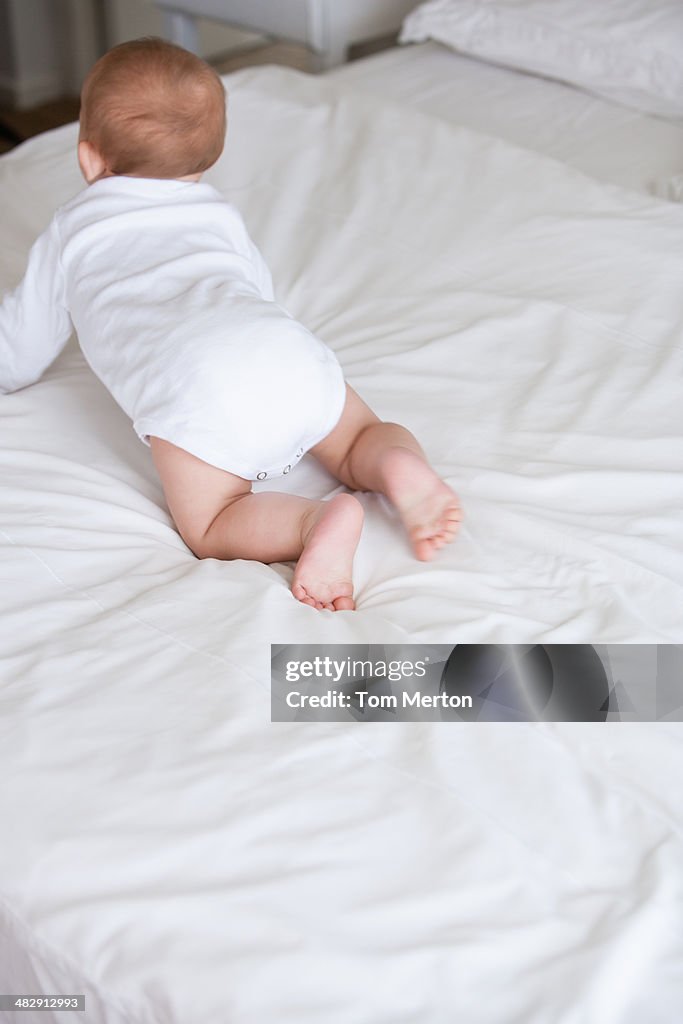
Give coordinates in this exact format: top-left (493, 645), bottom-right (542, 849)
top-left (1, 1), bottom-right (683, 1020)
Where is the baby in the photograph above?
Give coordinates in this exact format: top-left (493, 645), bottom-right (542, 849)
top-left (0, 38), bottom-right (461, 611)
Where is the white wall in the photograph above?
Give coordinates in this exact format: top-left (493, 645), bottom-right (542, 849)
top-left (0, 0), bottom-right (69, 108)
top-left (64, 0), bottom-right (105, 95)
top-left (0, 2), bottom-right (16, 89)
top-left (0, 0), bottom-right (262, 109)
top-left (104, 0), bottom-right (262, 58)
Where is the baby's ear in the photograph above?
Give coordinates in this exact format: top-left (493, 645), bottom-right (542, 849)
top-left (78, 140), bottom-right (108, 184)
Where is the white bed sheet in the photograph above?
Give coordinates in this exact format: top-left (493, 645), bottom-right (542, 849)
top-left (329, 41), bottom-right (683, 198)
top-left (1, 65), bottom-right (682, 1023)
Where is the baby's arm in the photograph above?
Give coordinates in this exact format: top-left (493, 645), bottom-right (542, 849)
top-left (0, 219), bottom-right (73, 394)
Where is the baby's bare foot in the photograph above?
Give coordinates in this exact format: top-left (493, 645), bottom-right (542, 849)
top-left (381, 447), bottom-right (462, 561)
top-left (292, 494), bottom-right (364, 611)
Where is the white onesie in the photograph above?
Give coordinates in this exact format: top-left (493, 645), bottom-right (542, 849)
top-left (0, 176), bottom-right (346, 480)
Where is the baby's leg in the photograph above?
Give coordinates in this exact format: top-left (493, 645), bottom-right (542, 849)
top-left (149, 436), bottom-right (363, 611)
top-left (311, 386), bottom-right (462, 562)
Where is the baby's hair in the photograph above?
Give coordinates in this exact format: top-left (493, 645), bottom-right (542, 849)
top-left (80, 37), bottom-right (226, 178)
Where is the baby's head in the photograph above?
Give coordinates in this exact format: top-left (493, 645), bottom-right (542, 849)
top-left (79, 38), bottom-right (226, 182)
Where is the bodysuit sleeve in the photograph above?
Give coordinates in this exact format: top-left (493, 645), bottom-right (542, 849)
top-left (248, 239), bottom-right (275, 303)
top-left (0, 218), bottom-right (73, 394)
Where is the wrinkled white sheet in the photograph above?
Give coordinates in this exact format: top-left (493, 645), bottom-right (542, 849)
top-left (0, 67), bottom-right (682, 1023)
top-left (330, 41), bottom-right (683, 198)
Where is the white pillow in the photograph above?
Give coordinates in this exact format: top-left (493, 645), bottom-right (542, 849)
top-left (400, 0), bottom-right (683, 120)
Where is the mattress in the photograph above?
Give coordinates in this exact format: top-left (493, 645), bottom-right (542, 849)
top-left (329, 41), bottom-right (683, 197)
top-left (1, 63), bottom-right (682, 1023)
